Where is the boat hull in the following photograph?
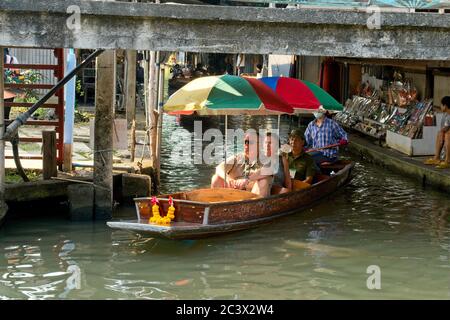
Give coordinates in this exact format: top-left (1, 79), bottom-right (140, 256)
top-left (107, 161), bottom-right (355, 239)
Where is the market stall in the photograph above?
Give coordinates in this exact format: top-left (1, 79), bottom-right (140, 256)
top-left (335, 76), bottom-right (443, 156)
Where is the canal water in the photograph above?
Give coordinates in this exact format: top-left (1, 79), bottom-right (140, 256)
top-left (0, 115), bottom-right (449, 300)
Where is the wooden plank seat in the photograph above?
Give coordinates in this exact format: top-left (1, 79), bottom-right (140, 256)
top-left (182, 188), bottom-right (261, 203)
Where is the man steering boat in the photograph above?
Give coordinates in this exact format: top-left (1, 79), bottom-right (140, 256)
top-left (304, 106), bottom-right (348, 166)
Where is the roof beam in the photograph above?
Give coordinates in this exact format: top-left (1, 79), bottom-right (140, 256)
top-left (0, 0), bottom-right (449, 60)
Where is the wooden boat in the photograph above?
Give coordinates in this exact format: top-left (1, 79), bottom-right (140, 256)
top-left (107, 161), bottom-right (355, 240)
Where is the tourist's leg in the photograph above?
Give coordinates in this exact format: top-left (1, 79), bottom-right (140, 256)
top-left (251, 177), bottom-right (271, 197)
top-left (444, 130), bottom-right (450, 164)
top-left (211, 174), bottom-right (225, 188)
top-left (435, 130), bottom-right (444, 160)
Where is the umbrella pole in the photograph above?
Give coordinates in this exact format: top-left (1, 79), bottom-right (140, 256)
top-left (277, 115), bottom-right (281, 132)
top-left (224, 115), bottom-right (228, 186)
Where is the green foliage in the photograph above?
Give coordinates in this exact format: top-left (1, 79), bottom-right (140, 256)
top-left (19, 143), bottom-right (41, 153)
top-left (74, 110), bottom-right (92, 123)
top-left (4, 69), bottom-right (43, 100)
top-left (5, 169), bottom-right (41, 183)
top-left (76, 79), bottom-right (84, 97)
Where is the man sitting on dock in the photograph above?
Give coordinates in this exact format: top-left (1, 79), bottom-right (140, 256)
top-left (211, 132), bottom-right (273, 197)
top-left (424, 96), bottom-right (450, 169)
top-left (304, 106), bottom-right (348, 166)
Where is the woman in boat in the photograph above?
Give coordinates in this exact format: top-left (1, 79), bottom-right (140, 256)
top-left (285, 129), bottom-right (318, 189)
top-left (211, 132), bottom-right (273, 197)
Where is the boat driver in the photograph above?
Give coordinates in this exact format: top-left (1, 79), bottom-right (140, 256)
top-left (304, 106), bottom-right (348, 166)
top-left (210, 132), bottom-right (273, 197)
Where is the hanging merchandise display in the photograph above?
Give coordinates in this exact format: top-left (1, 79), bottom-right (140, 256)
top-left (336, 96), bottom-right (434, 141)
top-left (335, 96), bottom-right (397, 139)
top-left (385, 100), bottom-right (434, 139)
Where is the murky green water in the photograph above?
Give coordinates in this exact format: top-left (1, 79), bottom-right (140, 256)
top-left (0, 115), bottom-right (449, 300)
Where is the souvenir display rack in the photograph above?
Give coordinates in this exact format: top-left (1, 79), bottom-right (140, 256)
top-left (335, 96), bottom-right (395, 140)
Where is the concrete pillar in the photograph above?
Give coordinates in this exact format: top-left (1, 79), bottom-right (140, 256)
top-left (121, 173), bottom-right (151, 202)
top-left (93, 50), bottom-right (115, 220)
top-left (68, 184), bottom-right (94, 221)
top-left (0, 48), bottom-right (8, 222)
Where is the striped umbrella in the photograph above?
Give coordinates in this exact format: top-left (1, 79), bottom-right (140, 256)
top-left (163, 75), bottom-right (293, 115)
top-left (259, 76), bottom-right (343, 113)
top-left (163, 75), bottom-right (293, 185)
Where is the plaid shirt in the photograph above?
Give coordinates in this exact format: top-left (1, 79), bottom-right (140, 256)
top-left (304, 117), bottom-right (348, 159)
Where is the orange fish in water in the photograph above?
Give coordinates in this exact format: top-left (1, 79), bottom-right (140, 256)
top-left (174, 279), bottom-right (191, 286)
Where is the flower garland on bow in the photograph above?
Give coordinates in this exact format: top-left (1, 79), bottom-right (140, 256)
top-left (149, 196), bottom-right (175, 225)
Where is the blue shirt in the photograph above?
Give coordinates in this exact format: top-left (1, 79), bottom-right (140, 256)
top-left (304, 117), bottom-right (348, 159)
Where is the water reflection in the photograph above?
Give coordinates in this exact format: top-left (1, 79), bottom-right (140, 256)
top-left (0, 239), bottom-right (82, 299)
top-left (0, 115), bottom-right (449, 299)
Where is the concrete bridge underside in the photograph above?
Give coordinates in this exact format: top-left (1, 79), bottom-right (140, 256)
top-left (0, 0), bottom-right (449, 60)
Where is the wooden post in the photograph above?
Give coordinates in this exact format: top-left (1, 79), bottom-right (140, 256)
top-left (147, 51), bottom-right (158, 167)
top-left (0, 48), bottom-right (8, 222)
top-left (125, 50), bottom-right (137, 160)
top-left (143, 51), bottom-right (149, 120)
top-left (155, 66), bottom-right (164, 185)
top-left (42, 130), bottom-right (58, 180)
top-left (93, 50), bottom-right (115, 220)
top-left (125, 50), bottom-right (136, 128)
top-left (130, 119), bottom-right (136, 162)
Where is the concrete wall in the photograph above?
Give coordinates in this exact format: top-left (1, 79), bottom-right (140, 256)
top-left (0, 1), bottom-right (449, 59)
top-left (268, 55), bottom-right (292, 77)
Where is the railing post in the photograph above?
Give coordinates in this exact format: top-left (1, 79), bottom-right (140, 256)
top-left (42, 130), bottom-right (57, 180)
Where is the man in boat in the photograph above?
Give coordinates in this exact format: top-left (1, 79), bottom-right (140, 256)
top-left (211, 132), bottom-right (273, 197)
top-left (264, 131), bottom-right (291, 194)
top-left (424, 96), bottom-right (450, 169)
top-left (284, 129), bottom-right (318, 189)
top-left (304, 106), bottom-right (348, 166)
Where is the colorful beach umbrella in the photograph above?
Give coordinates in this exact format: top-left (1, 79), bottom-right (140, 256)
top-left (259, 77), bottom-right (343, 113)
top-left (163, 75), bottom-right (293, 115)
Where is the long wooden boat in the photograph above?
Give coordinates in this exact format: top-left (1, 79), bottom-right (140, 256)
top-left (107, 161), bottom-right (355, 240)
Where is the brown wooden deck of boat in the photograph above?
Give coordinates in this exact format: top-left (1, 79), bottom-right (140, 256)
top-left (107, 161), bottom-right (355, 239)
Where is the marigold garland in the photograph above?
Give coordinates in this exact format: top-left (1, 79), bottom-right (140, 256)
top-left (148, 196), bottom-right (175, 225)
